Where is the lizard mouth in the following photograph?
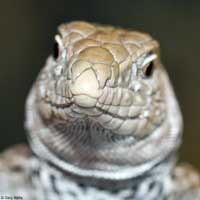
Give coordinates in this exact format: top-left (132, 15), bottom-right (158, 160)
top-left (44, 99), bottom-right (73, 109)
top-left (38, 86), bottom-right (166, 146)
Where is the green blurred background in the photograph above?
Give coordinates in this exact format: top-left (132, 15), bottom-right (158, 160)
top-left (0, 0), bottom-right (199, 169)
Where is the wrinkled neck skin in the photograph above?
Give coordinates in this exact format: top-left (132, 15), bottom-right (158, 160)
top-left (25, 55), bottom-right (183, 192)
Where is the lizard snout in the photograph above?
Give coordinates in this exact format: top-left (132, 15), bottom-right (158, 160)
top-left (70, 68), bottom-right (103, 107)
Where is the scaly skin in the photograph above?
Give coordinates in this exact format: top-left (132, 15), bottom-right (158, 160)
top-left (0, 21), bottom-right (200, 199)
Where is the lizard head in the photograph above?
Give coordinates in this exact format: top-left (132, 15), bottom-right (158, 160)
top-left (26, 21), bottom-right (183, 180)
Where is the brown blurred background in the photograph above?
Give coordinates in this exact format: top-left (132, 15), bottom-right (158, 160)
top-left (0, 0), bottom-right (199, 169)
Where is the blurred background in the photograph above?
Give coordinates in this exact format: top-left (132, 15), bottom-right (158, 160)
top-left (0, 0), bottom-right (199, 169)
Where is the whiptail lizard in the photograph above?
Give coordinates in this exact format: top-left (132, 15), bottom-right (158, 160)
top-left (0, 21), bottom-right (200, 200)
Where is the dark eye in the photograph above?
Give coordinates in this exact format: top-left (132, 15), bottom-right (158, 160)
top-left (144, 61), bottom-right (154, 77)
top-left (53, 41), bottom-right (59, 60)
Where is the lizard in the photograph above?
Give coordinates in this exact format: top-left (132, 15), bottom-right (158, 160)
top-left (0, 21), bottom-right (200, 200)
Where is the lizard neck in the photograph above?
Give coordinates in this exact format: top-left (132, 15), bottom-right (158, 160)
top-left (30, 155), bottom-right (175, 200)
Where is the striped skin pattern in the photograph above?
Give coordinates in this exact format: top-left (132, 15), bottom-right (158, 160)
top-left (30, 157), bottom-right (170, 200)
top-left (0, 21), bottom-right (200, 199)
top-left (0, 146), bottom-right (200, 200)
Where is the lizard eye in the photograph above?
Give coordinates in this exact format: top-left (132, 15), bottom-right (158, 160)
top-left (142, 53), bottom-right (157, 78)
top-left (144, 61), bottom-right (154, 77)
top-left (53, 41), bottom-right (59, 60)
top-left (53, 35), bottom-right (63, 60)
